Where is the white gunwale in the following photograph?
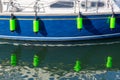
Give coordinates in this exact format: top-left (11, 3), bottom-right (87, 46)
top-left (0, 0), bottom-right (120, 16)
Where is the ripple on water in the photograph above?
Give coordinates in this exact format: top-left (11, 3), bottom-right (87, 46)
top-left (1, 39), bottom-right (120, 47)
top-left (0, 65), bottom-right (120, 80)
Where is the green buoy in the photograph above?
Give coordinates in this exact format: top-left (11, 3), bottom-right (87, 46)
top-left (10, 54), bottom-right (17, 66)
top-left (74, 60), bottom-right (81, 72)
top-left (10, 18), bottom-right (16, 32)
top-left (106, 56), bottom-right (112, 68)
top-left (76, 17), bottom-right (83, 30)
top-left (33, 54), bottom-right (39, 67)
top-left (110, 16), bottom-right (116, 29)
top-left (33, 19), bottom-right (39, 33)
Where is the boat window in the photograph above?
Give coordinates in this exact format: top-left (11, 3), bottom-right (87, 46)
top-left (50, 1), bottom-right (74, 8)
top-left (81, 1), bottom-right (104, 8)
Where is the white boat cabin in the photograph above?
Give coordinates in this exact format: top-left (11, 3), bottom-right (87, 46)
top-left (0, 0), bottom-right (120, 15)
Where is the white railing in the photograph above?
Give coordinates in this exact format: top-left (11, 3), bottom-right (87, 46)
top-left (0, 0), bottom-right (120, 14)
top-left (0, 0), bottom-right (2, 12)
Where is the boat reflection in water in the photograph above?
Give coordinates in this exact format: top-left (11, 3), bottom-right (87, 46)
top-left (0, 40), bottom-right (120, 80)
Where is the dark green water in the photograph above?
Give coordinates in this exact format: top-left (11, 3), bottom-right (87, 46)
top-left (0, 38), bottom-right (120, 80)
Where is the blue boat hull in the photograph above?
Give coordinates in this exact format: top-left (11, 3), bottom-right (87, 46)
top-left (0, 14), bottom-right (120, 41)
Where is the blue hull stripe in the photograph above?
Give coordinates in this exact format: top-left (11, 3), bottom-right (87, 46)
top-left (0, 33), bottom-right (120, 41)
top-left (0, 14), bottom-right (120, 41)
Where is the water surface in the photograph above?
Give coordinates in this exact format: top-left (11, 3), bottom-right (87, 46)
top-left (0, 38), bottom-right (120, 80)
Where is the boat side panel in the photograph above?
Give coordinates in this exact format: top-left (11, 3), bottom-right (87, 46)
top-left (0, 14), bottom-right (120, 40)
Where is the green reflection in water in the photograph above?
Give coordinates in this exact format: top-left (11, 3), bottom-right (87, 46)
top-left (0, 38), bottom-right (120, 79)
